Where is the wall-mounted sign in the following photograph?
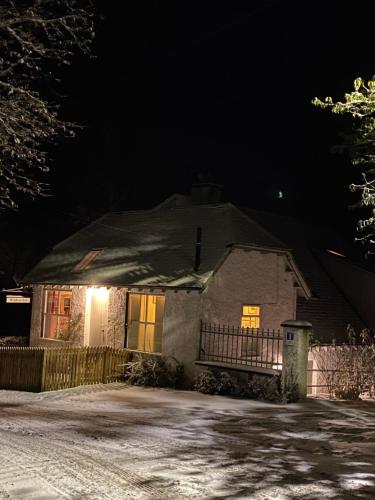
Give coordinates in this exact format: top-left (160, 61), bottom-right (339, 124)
top-left (6, 295), bottom-right (31, 304)
top-left (286, 331), bottom-right (295, 343)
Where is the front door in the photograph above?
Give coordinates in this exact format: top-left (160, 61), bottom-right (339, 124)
top-left (88, 289), bottom-right (109, 346)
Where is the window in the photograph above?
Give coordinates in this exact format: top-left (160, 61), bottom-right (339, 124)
top-left (126, 294), bottom-right (165, 353)
top-left (73, 249), bottom-right (103, 272)
top-left (241, 305), bottom-right (260, 329)
top-left (43, 289), bottom-right (72, 339)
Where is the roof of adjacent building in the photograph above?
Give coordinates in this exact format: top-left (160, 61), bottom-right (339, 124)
top-left (244, 208), bottom-right (367, 342)
top-left (24, 196), bottom-right (290, 288)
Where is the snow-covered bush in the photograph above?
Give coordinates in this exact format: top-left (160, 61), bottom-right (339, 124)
top-left (194, 369), bottom-right (298, 403)
top-left (194, 369), bottom-right (240, 396)
top-left (193, 369), bottom-right (219, 394)
top-left (126, 355), bottom-right (184, 388)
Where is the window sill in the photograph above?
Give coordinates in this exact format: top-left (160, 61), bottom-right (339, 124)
top-left (39, 337), bottom-right (73, 343)
top-left (126, 349), bottom-right (162, 356)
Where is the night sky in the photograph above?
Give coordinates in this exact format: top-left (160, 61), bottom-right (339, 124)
top-left (2, 0), bottom-right (375, 279)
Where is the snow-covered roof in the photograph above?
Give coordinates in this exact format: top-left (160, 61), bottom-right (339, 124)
top-left (24, 198), bottom-right (288, 288)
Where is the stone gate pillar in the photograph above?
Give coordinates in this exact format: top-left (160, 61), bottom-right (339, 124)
top-left (281, 320), bottom-right (312, 400)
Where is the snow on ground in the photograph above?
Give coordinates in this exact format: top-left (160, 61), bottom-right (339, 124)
top-left (0, 384), bottom-right (374, 499)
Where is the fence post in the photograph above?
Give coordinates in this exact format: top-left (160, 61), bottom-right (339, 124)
top-left (281, 320), bottom-right (312, 400)
top-left (102, 347), bottom-right (109, 384)
top-left (40, 349), bottom-right (47, 392)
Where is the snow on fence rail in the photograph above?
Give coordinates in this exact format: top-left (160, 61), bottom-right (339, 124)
top-left (0, 346), bottom-right (132, 392)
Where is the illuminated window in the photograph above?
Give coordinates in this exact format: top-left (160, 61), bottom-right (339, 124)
top-left (43, 289), bottom-right (72, 339)
top-left (73, 249), bottom-right (103, 272)
top-left (126, 294), bottom-right (165, 353)
top-left (241, 305), bottom-right (260, 329)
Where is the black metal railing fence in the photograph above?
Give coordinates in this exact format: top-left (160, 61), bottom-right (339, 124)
top-left (199, 321), bottom-right (283, 370)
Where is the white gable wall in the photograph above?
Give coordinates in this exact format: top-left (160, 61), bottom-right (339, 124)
top-left (201, 248), bottom-right (297, 329)
top-left (162, 289), bottom-right (201, 381)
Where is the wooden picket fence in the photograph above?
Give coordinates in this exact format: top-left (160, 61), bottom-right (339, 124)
top-left (0, 347), bottom-right (132, 392)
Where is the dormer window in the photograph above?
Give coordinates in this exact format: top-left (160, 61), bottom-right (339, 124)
top-left (73, 249), bottom-right (103, 272)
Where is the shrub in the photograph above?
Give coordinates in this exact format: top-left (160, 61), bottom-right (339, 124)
top-left (247, 374), bottom-right (284, 402)
top-left (194, 369), bottom-right (240, 396)
top-left (126, 355), bottom-right (184, 388)
top-left (56, 314), bottom-right (83, 342)
top-left (194, 369), bottom-right (219, 394)
top-left (311, 325), bottom-right (375, 400)
top-left (194, 369), bottom-right (298, 403)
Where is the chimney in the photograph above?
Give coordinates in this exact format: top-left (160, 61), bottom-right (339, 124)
top-left (191, 182), bottom-right (222, 205)
top-left (194, 226), bottom-right (202, 272)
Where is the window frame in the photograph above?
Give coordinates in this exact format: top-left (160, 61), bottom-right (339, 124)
top-left (41, 288), bottom-right (73, 340)
top-left (125, 292), bottom-right (165, 353)
top-left (73, 248), bottom-right (103, 272)
top-left (241, 304), bottom-right (261, 330)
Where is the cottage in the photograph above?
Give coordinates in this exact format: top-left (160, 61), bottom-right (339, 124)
top-left (24, 186), bottom-right (310, 381)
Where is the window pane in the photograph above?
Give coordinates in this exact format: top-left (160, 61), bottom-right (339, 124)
top-left (59, 292), bottom-right (71, 315)
top-left (127, 321), bottom-right (139, 350)
top-left (249, 317), bottom-right (260, 328)
top-left (146, 295), bottom-right (156, 323)
top-left (243, 305), bottom-right (260, 316)
top-left (129, 294), bottom-right (141, 322)
top-left (241, 317), bottom-right (251, 328)
top-left (44, 315), bottom-right (58, 339)
top-left (46, 290), bottom-right (58, 314)
top-left (137, 323), bottom-right (146, 351)
top-left (139, 295), bottom-right (147, 322)
top-left (145, 324), bottom-right (155, 352)
top-left (57, 315), bottom-right (70, 335)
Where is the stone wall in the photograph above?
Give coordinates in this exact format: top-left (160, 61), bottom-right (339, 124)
top-left (107, 288), bottom-right (127, 348)
top-left (29, 284), bottom-right (43, 347)
top-left (70, 286), bottom-right (86, 345)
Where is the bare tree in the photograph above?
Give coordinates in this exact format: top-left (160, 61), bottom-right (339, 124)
top-left (0, 0), bottom-right (94, 208)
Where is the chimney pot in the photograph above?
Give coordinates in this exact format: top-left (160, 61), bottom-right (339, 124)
top-left (191, 183), bottom-right (222, 204)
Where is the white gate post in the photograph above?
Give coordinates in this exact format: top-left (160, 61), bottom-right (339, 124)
top-left (281, 320), bottom-right (312, 400)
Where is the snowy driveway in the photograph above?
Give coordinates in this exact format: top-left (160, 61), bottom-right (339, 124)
top-left (0, 384), bottom-right (374, 499)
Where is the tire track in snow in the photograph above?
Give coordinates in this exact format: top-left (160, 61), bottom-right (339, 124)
top-left (0, 431), bottom-right (183, 499)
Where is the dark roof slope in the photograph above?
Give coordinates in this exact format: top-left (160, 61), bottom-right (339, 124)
top-left (245, 209), bottom-right (366, 342)
top-left (24, 202), bottom-right (285, 288)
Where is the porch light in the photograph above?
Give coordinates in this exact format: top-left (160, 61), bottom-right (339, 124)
top-left (87, 287), bottom-right (109, 301)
